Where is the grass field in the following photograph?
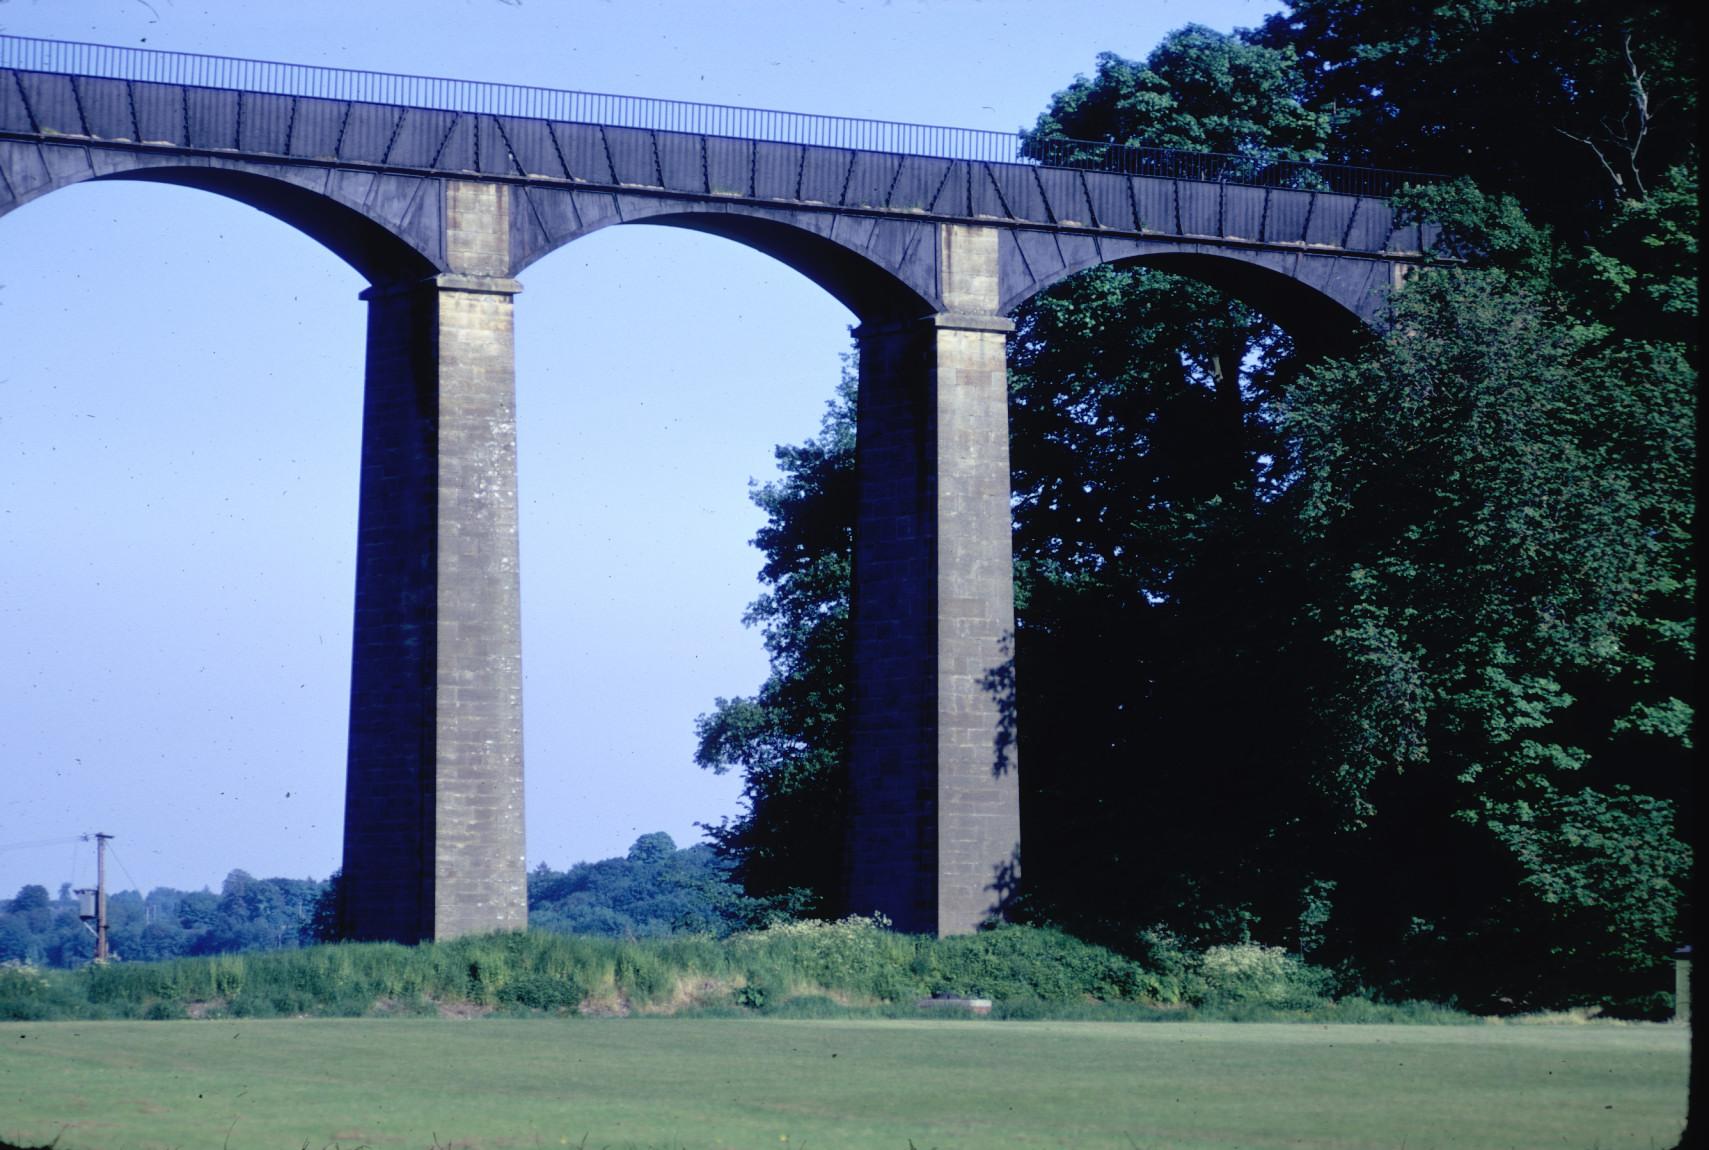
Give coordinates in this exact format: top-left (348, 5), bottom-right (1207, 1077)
top-left (0, 1017), bottom-right (1688, 1150)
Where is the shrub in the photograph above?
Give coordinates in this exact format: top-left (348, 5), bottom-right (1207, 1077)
top-left (1190, 943), bottom-right (1334, 1009)
top-left (733, 958), bottom-right (791, 1010)
top-left (917, 926), bottom-right (1166, 1003)
top-left (730, 915), bottom-right (919, 1002)
top-left (0, 964), bottom-right (85, 1020)
top-left (614, 951), bottom-right (673, 1006)
top-left (433, 932), bottom-right (611, 1010)
top-left (498, 971), bottom-right (586, 1011)
top-left (143, 998), bottom-right (187, 1020)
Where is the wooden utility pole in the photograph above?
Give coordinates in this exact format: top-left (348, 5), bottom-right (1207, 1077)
top-left (93, 832), bottom-right (111, 962)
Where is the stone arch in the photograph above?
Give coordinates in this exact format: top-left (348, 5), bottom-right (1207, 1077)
top-left (999, 237), bottom-right (1400, 355)
top-left (0, 144), bottom-right (439, 282)
top-left (509, 187), bottom-right (939, 322)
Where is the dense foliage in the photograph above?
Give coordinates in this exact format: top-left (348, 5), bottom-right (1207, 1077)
top-left (527, 832), bottom-right (761, 937)
top-left (697, 5), bottom-right (1694, 1017)
top-left (1254, 0), bottom-right (1697, 232)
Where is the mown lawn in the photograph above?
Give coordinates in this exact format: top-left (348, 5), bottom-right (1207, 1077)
top-left (0, 1017), bottom-right (1688, 1150)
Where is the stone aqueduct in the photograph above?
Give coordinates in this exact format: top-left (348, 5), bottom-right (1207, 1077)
top-left (2, 39), bottom-right (1439, 941)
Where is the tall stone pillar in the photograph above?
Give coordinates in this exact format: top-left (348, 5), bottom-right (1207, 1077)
top-left (847, 224), bottom-right (1021, 936)
top-left (341, 181), bottom-right (527, 942)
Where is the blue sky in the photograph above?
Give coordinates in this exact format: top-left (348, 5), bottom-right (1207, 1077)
top-left (1, 0), bottom-right (1278, 897)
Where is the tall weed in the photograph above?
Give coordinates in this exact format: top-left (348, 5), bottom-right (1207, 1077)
top-left (2, 925), bottom-right (1426, 1021)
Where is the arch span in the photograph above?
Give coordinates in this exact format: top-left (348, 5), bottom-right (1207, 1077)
top-left (997, 232), bottom-right (1400, 352)
top-left (1111, 252), bottom-right (1374, 354)
top-left (510, 187), bottom-right (940, 322)
top-left (0, 142), bottom-right (439, 282)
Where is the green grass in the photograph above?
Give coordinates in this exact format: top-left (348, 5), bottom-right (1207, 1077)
top-left (0, 1017), bottom-right (1688, 1149)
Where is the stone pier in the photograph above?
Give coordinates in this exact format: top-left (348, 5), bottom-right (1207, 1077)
top-left (341, 182), bottom-right (527, 941)
top-left (847, 225), bottom-right (1022, 935)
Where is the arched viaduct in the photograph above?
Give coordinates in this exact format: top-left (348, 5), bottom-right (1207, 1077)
top-left (1, 39), bottom-right (1440, 941)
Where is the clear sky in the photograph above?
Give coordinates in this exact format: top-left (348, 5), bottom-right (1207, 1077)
top-left (0, 0), bottom-right (1278, 897)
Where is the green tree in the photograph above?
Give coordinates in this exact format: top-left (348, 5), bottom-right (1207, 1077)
top-left (1256, 0), bottom-right (1698, 229)
top-left (306, 870), bottom-right (345, 944)
top-left (1486, 787), bottom-right (1689, 1013)
top-left (7, 885), bottom-right (54, 936)
top-left (1004, 260), bottom-right (1329, 945)
top-left (0, 917), bottom-right (33, 964)
top-left (694, 365), bottom-right (856, 917)
top-left (1028, 26), bottom-right (1328, 162)
top-left (1282, 220), bottom-right (1691, 1008)
top-left (528, 834), bottom-right (753, 937)
top-left (8, 885), bottom-right (51, 914)
top-left (1002, 22), bottom-right (1342, 945)
top-left (627, 832), bottom-right (678, 866)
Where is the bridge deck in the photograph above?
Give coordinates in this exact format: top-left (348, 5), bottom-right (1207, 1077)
top-left (2, 64), bottom-right (1434, 262)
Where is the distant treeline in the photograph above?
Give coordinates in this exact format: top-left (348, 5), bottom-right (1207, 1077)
top-left (0, 872), bottom-right (323, 967)
top-left (0, 833), bottom-right (748, 969)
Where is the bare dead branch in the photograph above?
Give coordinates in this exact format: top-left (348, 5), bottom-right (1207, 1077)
top-left (1619, 31), bottom-right (1650, 196)
top-left (1555, 127), bottom-right (1625, 196)
top-left (1557, 30), bottom-right (1663, 200)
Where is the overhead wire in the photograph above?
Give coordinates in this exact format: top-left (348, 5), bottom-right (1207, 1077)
top-left (106, 842), bottom-right (147, 900)
top-left (0, 835), bottom-right (135, 904)
top-left (67, 835), bottom-right (87, 894)
top-left (0, 835), bottom-right (87, 853)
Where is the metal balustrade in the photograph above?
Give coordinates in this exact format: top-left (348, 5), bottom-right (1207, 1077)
top-left (1, 34), bottom-right (1444, 198)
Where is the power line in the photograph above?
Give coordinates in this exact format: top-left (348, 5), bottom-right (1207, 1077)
top-left (105, 843), bottom-right (147, 899)
top-left (0, 835), bottom-right (88, 854)
top-left (67, 836), bottom-right (86, 894)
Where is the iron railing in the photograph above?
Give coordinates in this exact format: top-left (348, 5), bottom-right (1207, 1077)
top-left (1021, 137), bottom-right (1442, 198)
top-left (1, 34), bottom-right (1443, 198)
